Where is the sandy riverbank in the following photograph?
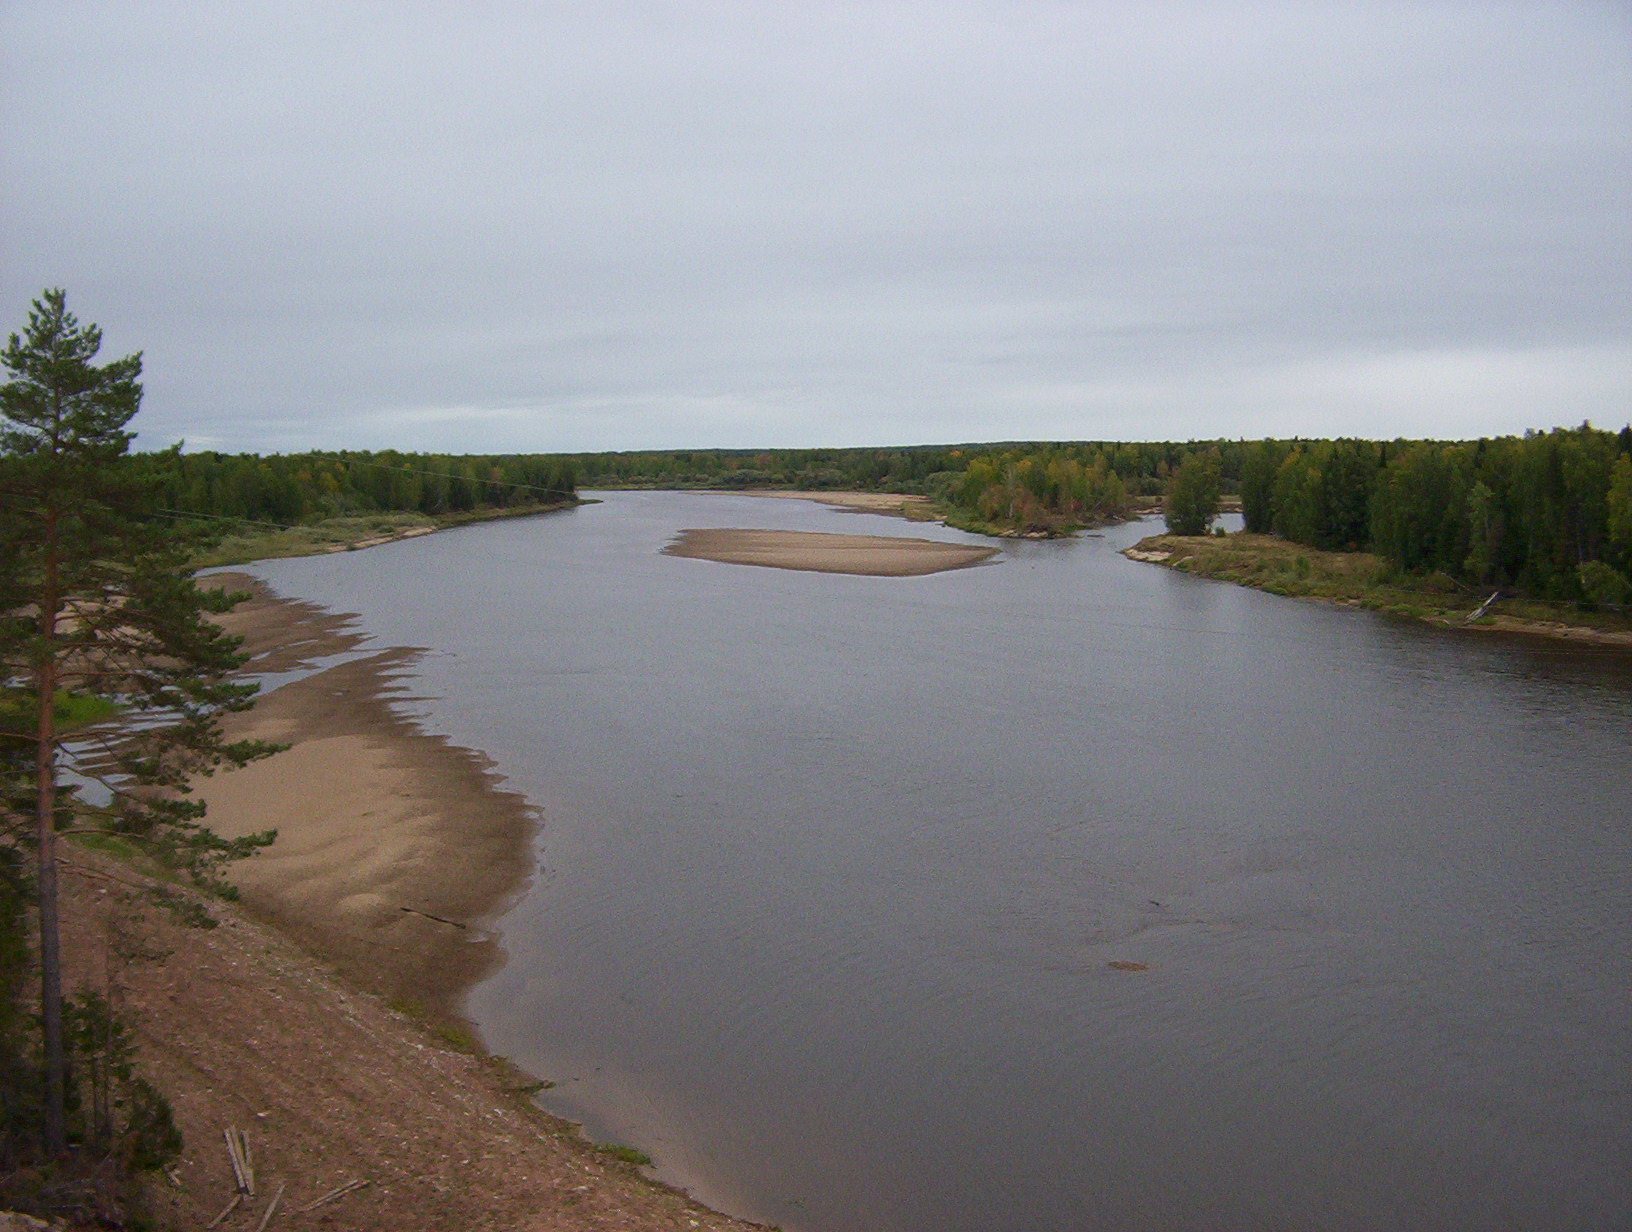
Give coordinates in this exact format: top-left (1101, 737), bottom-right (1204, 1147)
top-left (52, 575), bottom-right (769, 1230)
top-left (664, 527), bottom-right (996, 576)
top-left (733, 489), bottom-right (935, 518)
top-left (194, 574), bottom-right (536, 1021)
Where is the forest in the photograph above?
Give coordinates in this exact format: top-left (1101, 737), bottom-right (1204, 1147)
top-left (132, 450), bottom-right (581, 527)
top-left (126, 423), bottom-right (1632, 605)
top-left (1236, 425), bottom-right (1632, 604)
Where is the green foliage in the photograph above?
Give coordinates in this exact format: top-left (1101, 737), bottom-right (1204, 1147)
top-left (594, 1142), bottom-right (653, 1167)
top-left (1, 290), bottom-right (280, 882)
top-left (0, 847), bottom-right (32, 1143)
top-left (1229, 423), bottom-right (1631, 602)
top-left (1239, 440), bottom-right (1286, 533)
top-left (61, 990), bottom-right (182, 1169)
top-left (948, 447), bottom-right (1134, 535)
top-left (1369, 444), bottom-right (1468, 574)
top-left (4, 863), bottom-right (178, 1175)
top-left (567, 444), bottom-right (961, 493)
top-left (1577, 560), bottom-right (1632, 609)
top-left (1607, 454), bottom-right (1632, 567)
top-left (2, 983), bottom-right (182, 1216)
top-left (133, 448), bottom-right (579, 530)
top-left (1164, 452), bottom-right (1221, 536)
top-left (147, 885), bottom-right (217, 930)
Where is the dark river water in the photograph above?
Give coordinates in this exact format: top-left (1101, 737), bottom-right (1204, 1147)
top-left (249, 491), bottom-right (1632, 1232)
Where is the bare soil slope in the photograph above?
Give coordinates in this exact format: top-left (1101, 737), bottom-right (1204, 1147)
top-left (58, 859), bottom-right (761, 1232)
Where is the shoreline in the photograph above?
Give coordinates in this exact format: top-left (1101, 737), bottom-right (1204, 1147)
top-left (99, 574), bottom-right (772, 1230)
top-left (1124, 532), bottom-right (1632, 647)
top-left (196, 574), bottom-right (537, 1023)
top-left (192, 498), bottom-right (581, 569)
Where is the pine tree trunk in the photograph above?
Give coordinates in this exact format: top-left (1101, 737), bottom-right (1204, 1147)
top-left (36, 514), bottom-right (66, 1156)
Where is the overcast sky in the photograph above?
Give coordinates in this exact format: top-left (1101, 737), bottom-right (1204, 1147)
top-left (3, 2), bottom-right (1629, 454)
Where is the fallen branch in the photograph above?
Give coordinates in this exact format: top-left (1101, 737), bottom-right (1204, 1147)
top-left (253, 1182), bottom-right (286, 1232)
top-left (224, 1125), bottom-right (255, 1195)
top-left (400, 905), bottom-right (467, 929)
top-left (224, 1128), bottom-right (247, 1194)
top-left (298, 1177), bottom-right (372, 1211)
top-left (205, 1192), bottom-right (242, 1229)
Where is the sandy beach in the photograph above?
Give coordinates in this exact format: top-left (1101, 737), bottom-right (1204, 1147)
top-left (49, 575), bottom-right (767, 1230)
top-left (664, 527), bottom-right (997, 576)
top-left (195, 574), bottom-right (536, 1021)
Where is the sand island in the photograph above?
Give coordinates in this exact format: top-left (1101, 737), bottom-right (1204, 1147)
top-left (663, 527), bottom-right (997, 576)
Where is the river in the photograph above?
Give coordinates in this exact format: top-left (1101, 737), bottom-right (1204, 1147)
top-left (249, 491), bottom-right (1632, 1232)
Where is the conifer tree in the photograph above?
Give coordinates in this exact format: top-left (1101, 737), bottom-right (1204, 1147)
top-left (0, 289), bottom-right (274, 1155)
top-left (1164, 451), bottom-right (1221, 536)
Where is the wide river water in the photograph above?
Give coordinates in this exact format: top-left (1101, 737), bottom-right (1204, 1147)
top-left (249, 491), bottom-right (1631, 1232)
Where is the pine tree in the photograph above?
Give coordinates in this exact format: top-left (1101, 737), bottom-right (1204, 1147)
top-left (0, 289), bottom-right (275, 1155)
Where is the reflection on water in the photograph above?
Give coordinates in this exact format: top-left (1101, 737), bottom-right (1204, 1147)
top-left (252, 493), bottom-right (1632, 1232)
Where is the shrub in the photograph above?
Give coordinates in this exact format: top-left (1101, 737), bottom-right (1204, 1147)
top-left (1578, 560), bottom-right (1632, 609)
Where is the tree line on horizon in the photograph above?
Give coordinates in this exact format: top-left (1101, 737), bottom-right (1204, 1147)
top-left (569, 432), bottom-right (1632, 605)
top-left (128, 424), bottom-right (1632, 604)
top-left (133, 449), bottom-right (580, 527)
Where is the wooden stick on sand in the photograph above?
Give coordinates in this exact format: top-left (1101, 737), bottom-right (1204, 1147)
top-left (252, 1182), bottom-right (286, 1232)
top-left (298, 1177), bottom-right (372, 1211)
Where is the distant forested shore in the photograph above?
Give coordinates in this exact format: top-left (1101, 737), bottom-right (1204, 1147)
top-left (138, 450), bottom-right (581, 524)
top-left (571, 429), bottom-right (1632, 603)
top-left (144, 423), bottom-right (1632, 604)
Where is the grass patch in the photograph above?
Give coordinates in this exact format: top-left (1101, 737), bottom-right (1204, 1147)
top-left (66, 826), bottom-right (193, 891)
top-left (594, 1143), bottom-right (653, 1167)
top-left (1, 688), bottom-right (123, 736)
top-left (385, 997), bottom-right (482, 1055)
top-left (430, 1022), bottom-right (481, 1054)
top-left (147, 886), bottom-right (217, 930)
top-left (190, 512), bottom-right (438, 568)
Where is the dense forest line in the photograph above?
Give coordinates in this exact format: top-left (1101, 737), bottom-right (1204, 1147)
top-left (135, 424), bottom-right (1632, 604)
top-left (565, 440), bottom-right (1230, 508)
top-left (1237, 425), bottom-right (1632, 604)
top-left (133, 450), bottom-right (580, 526)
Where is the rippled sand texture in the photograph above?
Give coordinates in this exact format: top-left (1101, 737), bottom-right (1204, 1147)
top-left (195, 575), bottom-right (535, 1020)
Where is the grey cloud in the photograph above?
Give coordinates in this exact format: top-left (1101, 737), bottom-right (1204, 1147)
top-left (3, 1), bottom-right (1627, 453)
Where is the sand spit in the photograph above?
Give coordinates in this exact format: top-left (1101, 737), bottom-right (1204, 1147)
top-left (194, 575), bottom-right (533, 1022)
top-left (663, 527), bottom-right (997, 576)
top-left (733, 489), bottom-right (935, 518)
